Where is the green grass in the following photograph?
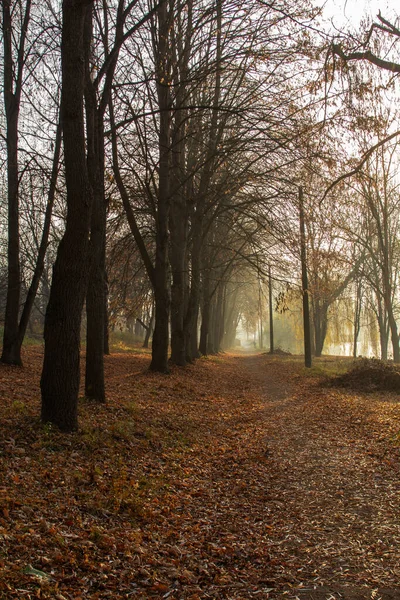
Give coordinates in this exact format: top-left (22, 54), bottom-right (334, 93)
top-left (23, 333), bottom-right (44, 346)
top-left (300, 356), bottom-right (354, 378)
top-left (109, 330), bottom-right (151, 354)
top-left (0, 325), bottom-right (43, 347)
top-left (200, 353), bottom-right (225, 363)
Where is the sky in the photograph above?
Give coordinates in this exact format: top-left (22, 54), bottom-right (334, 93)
top-left (322, 0), bottom-right (398, 30)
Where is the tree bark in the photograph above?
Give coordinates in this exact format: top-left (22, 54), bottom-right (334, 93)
top-left (143, 306), bottom-right (154, 348)
top-left (352, 279), bottom-right (362, 358)
top-left (299, 186), bottom-right (312, 368)
top-left (199, 267), bottom-right (211, 356)
top-left (168, 1), bottom-right (191, 367)
top-left (1, 0), bottom-right (32, 366)
top-left (84, 7), bottom-right (106, 401)
top-left (313, 300), bottom-right (328, 358)
top-left (2, 108), bottom-right (21, 366)
top-left (184, 223), bottom-right (202, 362)
top-left (379, 321), bottom-right (389, 361)
top-left (104, 274), bottom-right (110, 355)
top-left (207, 291), bottom-right (218, 355)
top-left (149, 2), bottom-right (171, 373)
top-left (269, 265), bottom-right (274, 354)
top-left (169, 198), bottom-right (188, 365)
top-left (41, 0), bottom-right (93, 432)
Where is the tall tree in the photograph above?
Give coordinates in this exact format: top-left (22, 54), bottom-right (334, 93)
top-left (149, 1), bottom-right (172, 372)
top-left (1, 0), bottom-right (32, 365)
top-left (85, 0), bottom-right (163, 396)
top-left (356, 147), bottom-right (400, 362)
top-left (41, 0), bottom-right (94, 431)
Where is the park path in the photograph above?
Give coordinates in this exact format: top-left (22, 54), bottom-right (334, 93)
top-left (235, 353), bottom-right (400, 599)
top-left (147, 352), bottom-right (400, 600)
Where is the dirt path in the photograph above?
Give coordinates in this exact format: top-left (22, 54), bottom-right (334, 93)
top-left (236, 354), bottom-right (400, 599)
top-left (126, 352), bottom-right (400, 599)
top-left (1, 349), bottom-right (400, 600)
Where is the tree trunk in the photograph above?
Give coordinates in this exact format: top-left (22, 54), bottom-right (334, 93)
top-left (41, 0), bottom-right (93, 432)
top-left (299, 186), bottom-right (312, 368)
top-left (143, 305), bottom-right (154, 348)
top-left (184, 0), bottom-right (222, 362)
top-left (169, 3), bottom-right (191, 367)
top-left (382, 248), bottom-right (399, 362)
top-left (380, 324), bottom-right (389, 361)
top-left (188, 300), bottom-right (201, 361)
top-left (375, 298), bottom-right (389, 360)
top-left (1, 0), bottom-right (32, 365)
top-left (1, 107), bottom-right (21, 366)
top-left (258, 278), bottom-right (263, 350)
top-left (222, 288), bottom-right (238, 349)
top-left (84, 8), bottom-right (106, 401)
top-left (85, 182), bottom-right (106, 400)
top-left (150, 275), bottom-right (170, 372)
top-left (169, 199), bottom-right (188, 366)
top-left (207, 293), bottom-right (217, 355)
top-left (313, 303), bottom-right (328, 358)
top-left (149, 2), bottom-right (171, 373)
top-left (15, 119), bottom-right (62, 358)
top-left (352, 279), bottom-right (362, 358)
top-left (183, 196), bottom-right (202, 362)
top-left (213, 281), bottom-right (224, 353)
top-left (199, 269), bottom-right (211, 356)
top-left (104, 274), bottom-right (110, 355)
top-left (312, 298), bottom-right (329, 358)
top-left (387, 306), bottom-right (399, 362)
top-left (269, 265), bottom-right (274, 354)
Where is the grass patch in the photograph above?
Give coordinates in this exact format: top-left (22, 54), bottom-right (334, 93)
top-left (109, 330), bottom-right (151, 354)
top-left (200, 353), bottom-right (225, 364)
top-left (299, 357), bottom-right (352, 378)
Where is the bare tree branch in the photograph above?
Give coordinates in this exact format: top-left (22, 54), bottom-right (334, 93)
top-left (332, 42), bottom-right (400, 73)
top-left (321, 129), bottom-right (400, 202)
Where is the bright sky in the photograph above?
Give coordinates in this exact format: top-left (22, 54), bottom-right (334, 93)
top-left (322, 0), bottom-right (398, 30)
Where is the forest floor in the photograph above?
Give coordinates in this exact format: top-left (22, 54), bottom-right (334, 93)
top-left (0, 347), bottom-right (400, 600)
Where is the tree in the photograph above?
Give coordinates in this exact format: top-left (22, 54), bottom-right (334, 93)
top-left (108, 0), bottom-right (320, 369)
top-left (41, 0), bottom-right (94, 431)
top-left (1, 0), bottom-right (32, 365)
top-left (332, 13), bottom-right (400, 76)
top-left (328, 18), bottom-right (400, 359)
top-left (299, 186), bottom-right (312, 367)
top-left (353, 144), bottom-right (400, 361)
top-left (85, 0), bottom-right (164, 395)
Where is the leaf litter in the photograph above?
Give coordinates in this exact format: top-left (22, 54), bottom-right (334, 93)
top-left (0, 348), bottom-right (399, 599)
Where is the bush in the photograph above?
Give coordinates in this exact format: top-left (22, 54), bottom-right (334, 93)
top-left (329, 358), bottom-right (400, 392)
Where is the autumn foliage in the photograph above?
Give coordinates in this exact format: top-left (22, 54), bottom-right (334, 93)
top-left (1, 349), bottom-right (400, 599)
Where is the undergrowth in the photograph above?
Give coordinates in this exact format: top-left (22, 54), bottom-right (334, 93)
top-left (327, 357), bottom-right (400, 392)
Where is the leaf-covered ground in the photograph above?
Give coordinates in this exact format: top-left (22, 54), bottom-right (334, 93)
top-left (0, 348), bottom-right (400, 599)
